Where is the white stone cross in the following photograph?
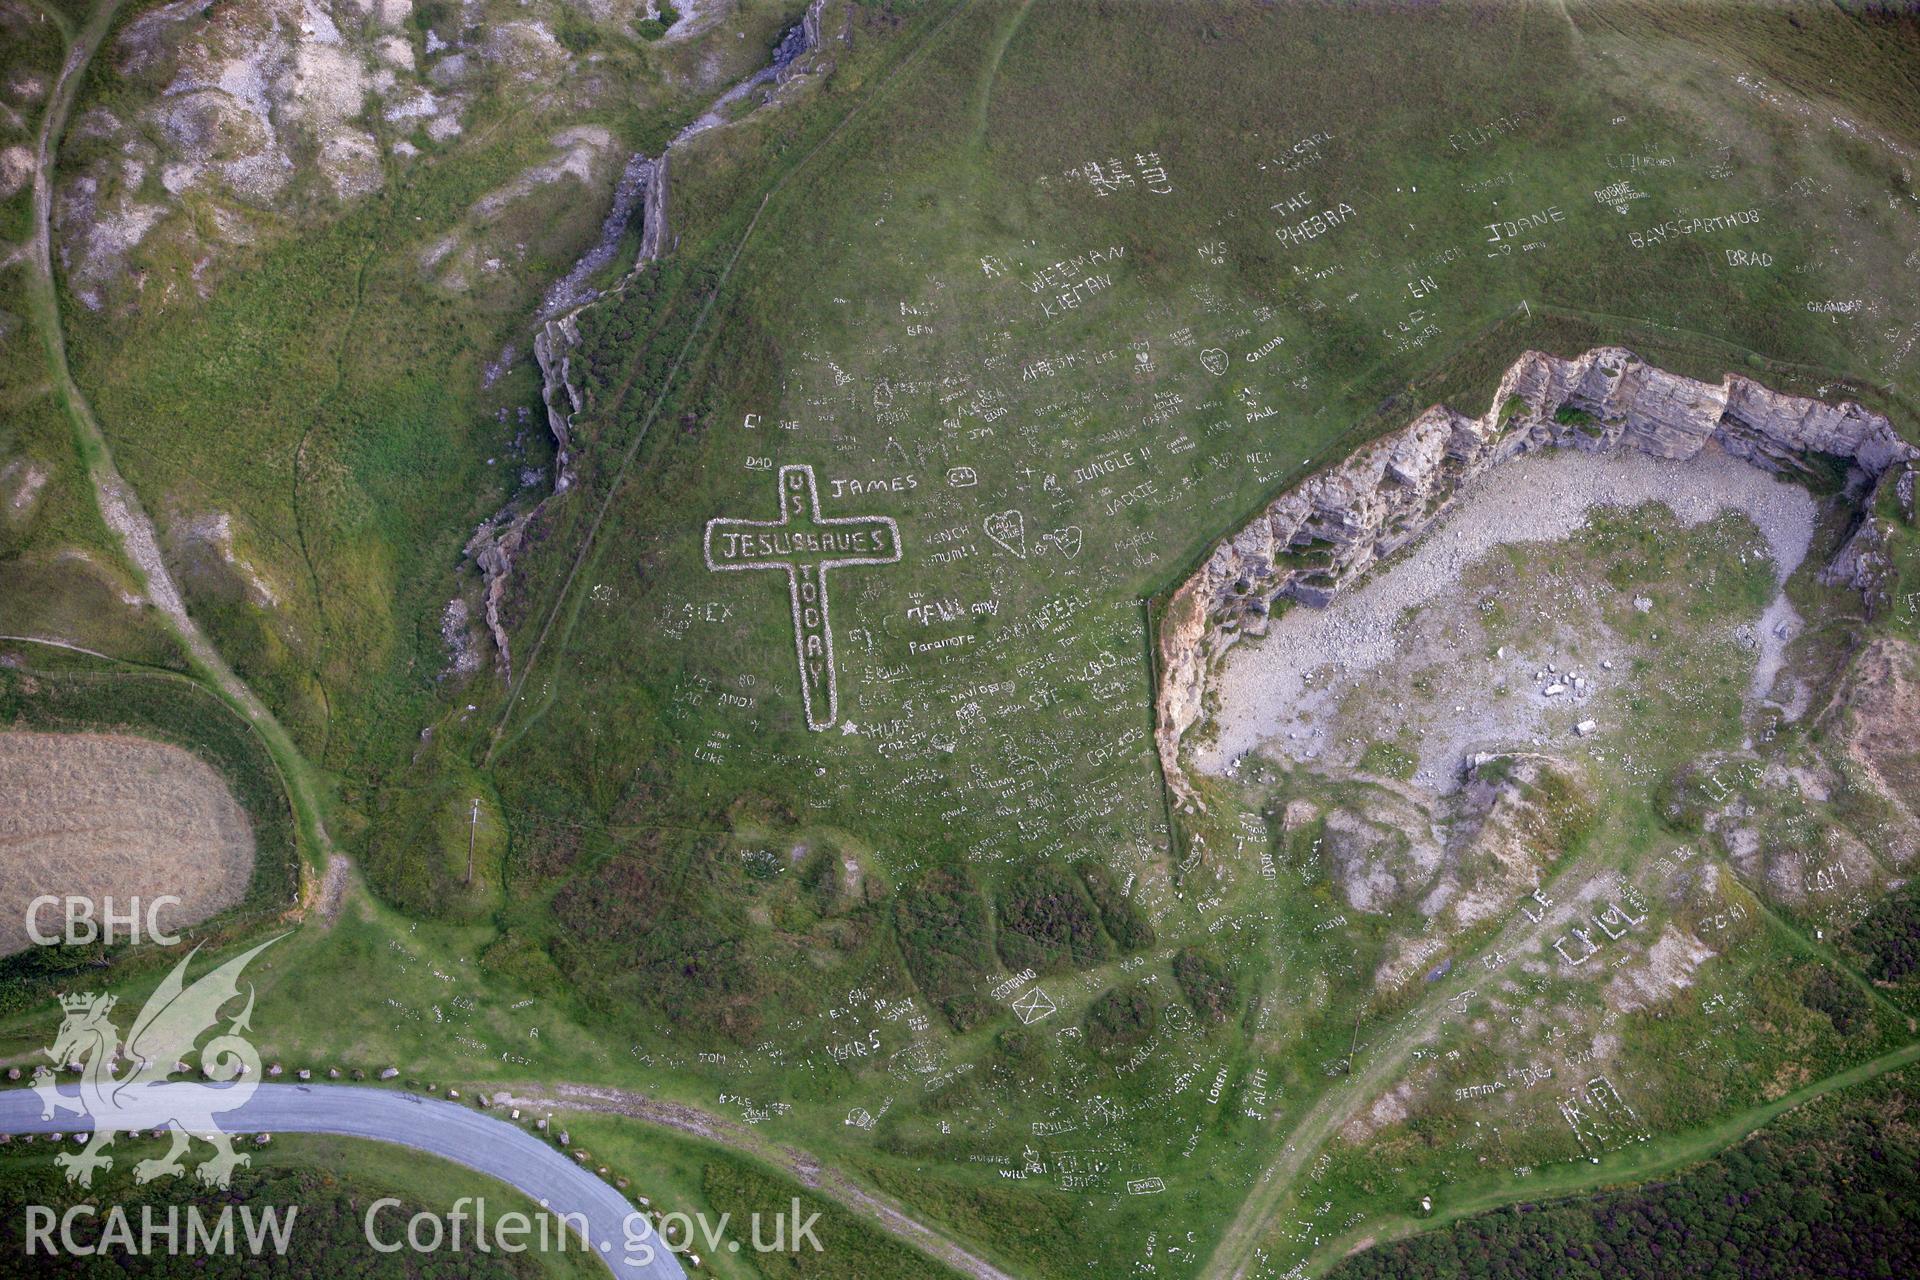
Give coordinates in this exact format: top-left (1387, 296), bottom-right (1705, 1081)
top-left (704, 464), bottom-right (901, 730)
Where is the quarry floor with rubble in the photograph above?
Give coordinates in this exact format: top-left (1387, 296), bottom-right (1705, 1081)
top-left (1198, 446), bottom-right (1822, 794)
top-left (1178, 432), bottom-right (1920, 1277)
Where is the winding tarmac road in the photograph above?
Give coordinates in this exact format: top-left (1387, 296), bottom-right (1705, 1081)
top-left (0, 1084), bottom-right (683, 1280)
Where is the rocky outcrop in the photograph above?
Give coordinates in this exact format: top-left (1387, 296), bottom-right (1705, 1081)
top-left (639, 151), bottom-right (670, 263)
top-left (532, 312), bottom-right (584, 498)
top-left (487, 144), bottom-right (660, 674)
top-left (524, 0), bottom-right (824, 493)
top-left (1157, 346), bottom-right (1920, 808)
top-left (464, 509), bottom-right (534, 679)
top-left (1819, 506), bottom-right (1895, 614)
top-left (489, 145), bottom-right (657, 676)
top-left (56, 0), bottom-right (483, 311)
top-left (537, 153), bottom-right (661, 323)
top-left (776, 0), bottom-right (829, 83)
top-left (461, 4), bottom-right (828, 678)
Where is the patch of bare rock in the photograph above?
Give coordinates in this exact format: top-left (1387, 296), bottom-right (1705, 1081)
top-left (1159, 346), bottom-right (1920, 807)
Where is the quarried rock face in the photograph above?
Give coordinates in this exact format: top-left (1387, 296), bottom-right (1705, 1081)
top-left (1156, 347), bottom-right (1919, 808)
top-left (533, 312), bottom-right (585, 498)
top-left (459, 1), bottom-right (834, 680)
top-left (464, 510), bottom-right (533, 679)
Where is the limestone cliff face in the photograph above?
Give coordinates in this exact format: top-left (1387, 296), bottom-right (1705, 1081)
top-left (639, 151), bottom-right (670, 264)
top-left (469, 8), bottom-right (828, 679)
top-left (463, 511), bottom-right (531, 679)
top-left (1156, 346), bottom-right (1919, 808)
top-left (533, 310), bottom-right (586, 498)
top-left (472, 304), bottom-right (586, 677)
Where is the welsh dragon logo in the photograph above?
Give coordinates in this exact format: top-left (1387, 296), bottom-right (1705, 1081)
top-left (35, 937), bottom-right (280, 1190)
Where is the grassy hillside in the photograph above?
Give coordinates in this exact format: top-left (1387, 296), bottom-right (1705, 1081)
top-left (6, 3), bottom-right (1920, 1278)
